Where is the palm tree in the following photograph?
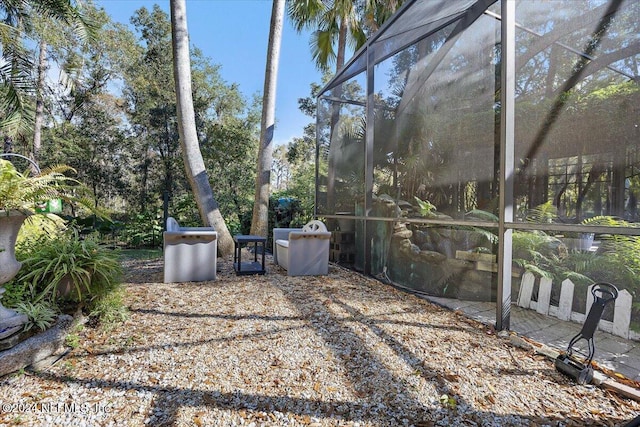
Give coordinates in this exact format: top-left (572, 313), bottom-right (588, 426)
top-left (288, 0), bottom-right (361, 73)
top-left (0, 0), bottom-right (90, 134)
top-left (169, 0), bottom-right (234, 256)
top-left (250, 0), bottom-right (286, 239)
top-left (287, 0), bottom-right (404, 73)
top-left (288, 1), bottom-right (404, 222)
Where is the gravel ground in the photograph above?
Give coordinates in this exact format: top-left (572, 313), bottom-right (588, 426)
top-left (0, 255), bottom-right (638, 426)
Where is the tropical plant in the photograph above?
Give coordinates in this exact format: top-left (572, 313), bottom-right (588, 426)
top-left (120, 213), bottom-right (163, 248)
top-left (512, 207), bottom-right (640, 330)
top-left (524, 201), bottom-right (558, 223)
top-left (288, 0), bottom-right (359, 72)
top-left (15, 212), bottom-right (66, 246)
top-left (0, 0), bottom-right (93, 133)
top-left (1, 274), bottom-right (29, 309)
top-left (1, 214), bottom-right (66, 307)
top-left (287, 0), bottom-right (404, 72)
top-left (0, 159), bottom-right (75, 213)
top-left (414, 196), bottom-right (436, 218)
top-left (0, 159), bottom-right (100, 220)
top-left (14, 301), bottom-right (57, 332)
top-left (580, 216), bottom-right (640, 318)
top-left (12, 228), bottom-right (122, 305)
top-left (511, 230), bottom-right (595, 286)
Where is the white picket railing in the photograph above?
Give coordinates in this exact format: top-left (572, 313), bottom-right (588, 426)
top-left (516, 271), bottom-right (639, 341)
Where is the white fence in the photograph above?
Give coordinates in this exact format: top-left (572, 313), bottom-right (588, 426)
top-left (516, 272), bottom-right (639, 341)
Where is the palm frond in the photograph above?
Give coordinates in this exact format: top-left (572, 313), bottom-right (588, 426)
top-left (311, 29), bottom-right (336, 72)
top-left (0, 160), bottom-right (99, 215)
top-left (525, 201), bottom-right (557, 223)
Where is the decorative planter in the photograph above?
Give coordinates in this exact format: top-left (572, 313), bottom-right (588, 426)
top-left (562, 233), bottom-right (595, 252)
top-left (0, 210), bottom-right (28, 284)
top-left (0, 210), bottom-right (29, 339)
top-left (55, 273), bottom-right (91, 301)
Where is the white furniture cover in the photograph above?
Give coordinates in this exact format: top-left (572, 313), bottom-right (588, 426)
top-left (273, 220), bottom-right (331, 276)
top-left (163, 217), bottom-right (217, 283)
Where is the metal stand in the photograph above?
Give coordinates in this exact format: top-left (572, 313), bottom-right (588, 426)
top-left (233, 235), bottom-right (266, 275)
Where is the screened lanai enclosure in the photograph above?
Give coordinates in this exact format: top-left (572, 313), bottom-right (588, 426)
top-left (316, 0), bottom-right (640, 337)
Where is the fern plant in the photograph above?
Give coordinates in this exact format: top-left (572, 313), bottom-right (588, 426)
top-left (0, 159), bottom-right (102, 216)
top-left (511, 230), bottom-right (595, 286)
top-left (0, 159), bottom-right (74, 212)
top-left (581, 216), bottom-right (640, 294)
top-left (525, 201), bottom-right (558, 223)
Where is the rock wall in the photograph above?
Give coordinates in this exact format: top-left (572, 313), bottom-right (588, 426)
top-left (368, 195), bottom-right (496, 301)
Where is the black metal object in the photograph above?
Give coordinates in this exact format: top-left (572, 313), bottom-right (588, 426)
top-left (623, 414), bottom-right (640, 427)
top-left (555, 282), bottom-right (618, 384)
top-left (233, 235), bottom-right (267, 276)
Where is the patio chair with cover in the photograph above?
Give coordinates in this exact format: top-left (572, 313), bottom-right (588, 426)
top-left (163, 217), bottom-right (217, 283)
top-left (273, 220), bottom-right (331, 276)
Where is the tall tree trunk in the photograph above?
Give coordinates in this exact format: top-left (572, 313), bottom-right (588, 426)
top-left (31, 38), bottom-right (47, 171)
top-left (170, 0), bottom-right (233, 256)
top-left (250, 0), bottom-right (285, 238)
top-left (336, 21), bottom-right (348, 71)
top-left (325, 22), bottom-right (349, 218)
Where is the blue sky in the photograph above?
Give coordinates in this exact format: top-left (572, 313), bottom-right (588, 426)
top-left (95, 0), bottom-right (326, 146)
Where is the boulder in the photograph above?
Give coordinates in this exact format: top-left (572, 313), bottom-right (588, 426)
top-left (412, 229), bottom-right (429, 245)
top-left (418, 250), bottom-right (447, 264)
top-left (0, 313), bottom-right (28, 340)
top-left (392, 229), bottom-right (413, 240)
top-left (0, 315), bottom-right (74, 377)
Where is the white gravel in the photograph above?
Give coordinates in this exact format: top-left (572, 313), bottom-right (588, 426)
top-left (0, 255), bottom-right (638, 426)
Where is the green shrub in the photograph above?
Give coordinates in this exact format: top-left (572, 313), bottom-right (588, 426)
top-left (12, 227), bottom-right (122, 304)
top-left (512, 214), bottom-right (640, 330)
top-left (2, 215), bottom-right (65, 307)
top-left (120, 213), bottom-right (163, 248)
top-left (16, 213), bottom-right (66, 248)
top-left (1, 278), bottom-right (30, 308)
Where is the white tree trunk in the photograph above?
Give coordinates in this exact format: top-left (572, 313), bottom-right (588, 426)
top-left (250, 0), bottom-right (285, 238)
top-left (170, 0), bottom-right (233, 256)
top-left (32, 38), bottom-right (47, 170)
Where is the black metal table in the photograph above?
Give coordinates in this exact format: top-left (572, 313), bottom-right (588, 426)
top-left (233, 235), bottom-right (266, 275)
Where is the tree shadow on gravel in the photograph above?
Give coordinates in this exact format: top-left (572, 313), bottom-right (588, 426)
top-left (26, 258), bottom-right (636, 426)
top-left (30, 371), bottom-right (409, 426)
top-left (29, 368), bottom-right (635, 427)
top-left (64, 324), bottom-right (308, 358)
top-left (267, 279), bottom-right (634, 427)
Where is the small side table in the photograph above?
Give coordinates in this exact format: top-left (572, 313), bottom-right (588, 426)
top-left (233, 235), bottom-right (267, 275)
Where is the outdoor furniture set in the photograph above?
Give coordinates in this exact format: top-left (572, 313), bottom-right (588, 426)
top-left (163, 218), bottom-right (331, 283)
